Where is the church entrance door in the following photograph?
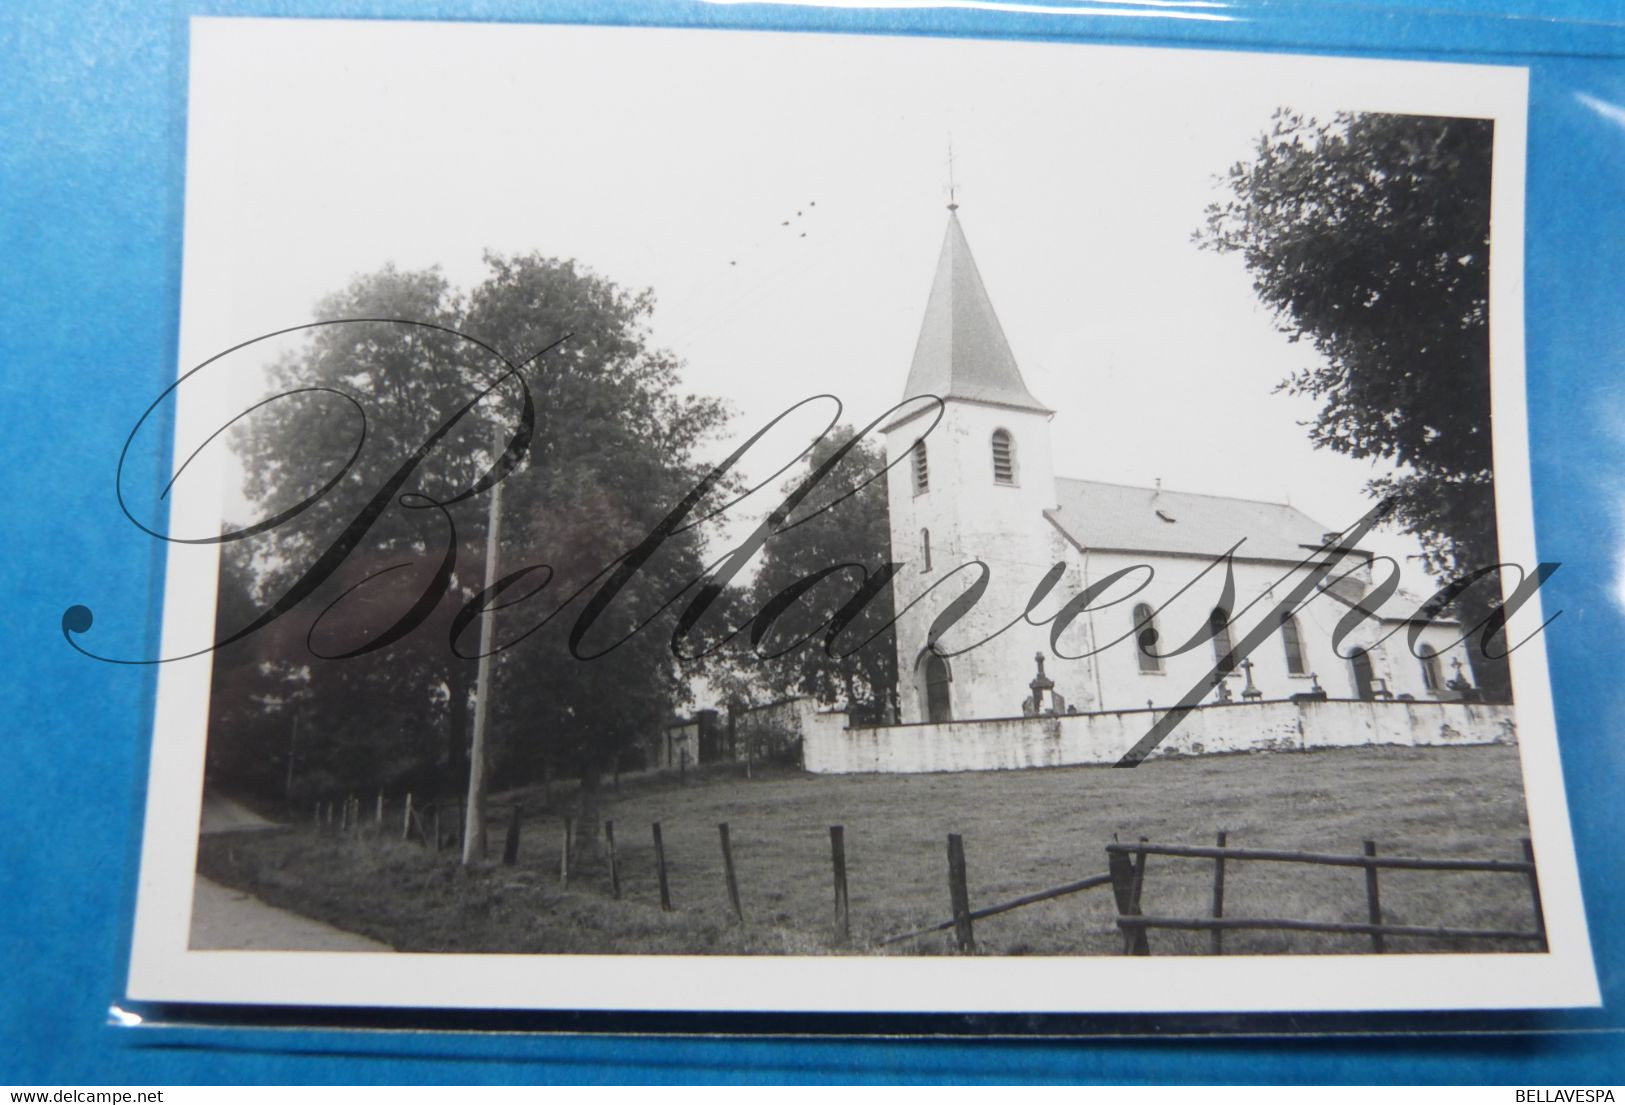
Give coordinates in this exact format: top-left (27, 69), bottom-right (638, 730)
top-left (924, 653), bottom-right (953, 722)
top-left (1350, 649), bottom-right (1377, 701)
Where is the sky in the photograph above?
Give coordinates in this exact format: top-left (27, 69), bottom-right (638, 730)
top-left (174, 17), bottom-right (1530, 591)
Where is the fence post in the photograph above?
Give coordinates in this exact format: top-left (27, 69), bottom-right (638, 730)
top-left (653, 821), bottom-right (673, 911)
top-left (719, 822), bottom-right (743, 924)
top-left (946, 833), bottom-right (974, 953)
top-left (830, 825), bottom-right (850, 942)
top-left (680, 748), bottom-right (687, 783)
top-left (1211, 830), bottom-right (1227, 956)
top-left (1522, 838), bottom-right (1547, 950)
top-left (502, 806), bottom-right (521, 866)
top-left (401, 793), bottom-right (413, 841)
top-left (1129, 838), bottom-right (1151, 955)
top-left (1363, 840), bottom-right (1385, 953)
top-left (1107, 847), bottom-right (1133, 953)
top-left (605, 820), bottom-right (621, 899)
top-left (376, 790), bottom-right (384, 827)
top-left (1107, 841), bottom-right (1150, 955)
top-left (559, 816), bottom-right (573, 886)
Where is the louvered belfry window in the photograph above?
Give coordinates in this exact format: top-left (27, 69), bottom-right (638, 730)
top-left (912, 439), bottom-right (929, 494)
top-left (991, 429), bottom-right (1015, 484)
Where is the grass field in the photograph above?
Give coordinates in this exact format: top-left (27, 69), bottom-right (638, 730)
top-left (196, 743), bottom-right (1540, 956)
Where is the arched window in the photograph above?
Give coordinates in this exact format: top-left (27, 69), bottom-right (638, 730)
top-left (991, 429), bottom-right (1016, 485)
top-left (1211, 606), bottom-right (1236, 675)
top-left (1280, 613), bottom-right (1306, 675)
top-left (1133, 602), bottom-right (1162, 673)
top-left (911, 439), bottom-right (929, 494)
top-left (1419, 643), bottom-right (1443, 691)
top-left (1350, 648), bottom-right (1377, 700)
top-left (921, 528), bottom-right (932, 572)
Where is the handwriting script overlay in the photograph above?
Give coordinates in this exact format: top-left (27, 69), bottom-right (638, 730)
top-left (62, 318), bottom-right (1559, 763)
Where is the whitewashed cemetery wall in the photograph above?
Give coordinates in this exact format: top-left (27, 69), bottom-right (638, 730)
top-left (802, 699), bottom-right (1516, 775)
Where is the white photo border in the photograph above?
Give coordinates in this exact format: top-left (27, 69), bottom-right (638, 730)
top-left (125, 16), bottom-right (1598, 1014)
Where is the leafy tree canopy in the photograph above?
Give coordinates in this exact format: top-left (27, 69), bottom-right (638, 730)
top-left (739, 428), bottom-right (898, 723)
top-left (1196, 111), bottom-right (1510, 697)
top-left (212, 254), bottom-right (731, 803)
top-left (1197, 110), bottom-right (1496, 582)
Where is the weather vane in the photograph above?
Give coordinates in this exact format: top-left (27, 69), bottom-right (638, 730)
top-left (946, 141), bottom-right (959, 212)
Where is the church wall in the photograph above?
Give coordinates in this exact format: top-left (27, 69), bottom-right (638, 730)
top-left (885, 400), bottom-right (1079, 723)
top-left (1070, 549), bottom-right (1482, 712)
top-left (802, 699), bottom-right (1515, 775)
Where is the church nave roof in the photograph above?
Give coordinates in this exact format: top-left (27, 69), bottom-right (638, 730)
top-left (1045, 477), bottom-right (1341, 564)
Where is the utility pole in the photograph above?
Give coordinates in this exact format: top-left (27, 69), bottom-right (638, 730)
top-left (284, 703), bottom-right (301, 816)
top-left (462, 430), bottom-right (506, 866)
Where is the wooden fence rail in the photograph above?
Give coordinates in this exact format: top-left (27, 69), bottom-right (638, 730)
top-left (878, 828), bottom-right (1116, 950)
top-left (1115, 916), bottom-right (1543, 942)
top-left (876, 873), bottom-right (1115, 949)
top-left (1102, 841), bottom-right (1536, 874)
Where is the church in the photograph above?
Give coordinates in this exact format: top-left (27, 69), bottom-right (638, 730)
top-left (879, 208), bottom-right (1482, 727)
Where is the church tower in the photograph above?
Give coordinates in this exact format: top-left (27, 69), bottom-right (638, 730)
top-left (883, 209), bottom-right (1066, 723)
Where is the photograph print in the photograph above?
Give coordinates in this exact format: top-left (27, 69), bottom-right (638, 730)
top-left (116, 18), bottom-right (1597, 1012)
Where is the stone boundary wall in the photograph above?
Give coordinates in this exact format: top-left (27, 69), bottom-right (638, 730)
top-left (802, 699), bottom-right (1516, 775)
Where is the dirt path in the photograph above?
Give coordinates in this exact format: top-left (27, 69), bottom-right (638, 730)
top-left (189, 875), bottom-right (392, 951)
top-left (190, 791), bottom-right (391, 951)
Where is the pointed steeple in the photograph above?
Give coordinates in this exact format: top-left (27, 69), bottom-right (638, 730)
top-left (901, 211), bottom-right (1050, 414)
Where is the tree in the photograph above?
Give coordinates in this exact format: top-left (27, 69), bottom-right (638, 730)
top-left (1195, 110), bottom-right (1511, 698)
top-left (210, 254), bottom-right (731, 826)
top-left (743, 429), bottom-right (898, 723)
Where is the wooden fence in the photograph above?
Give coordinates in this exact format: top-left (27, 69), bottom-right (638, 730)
top-left (877, 834), bottom-right (1112, 951)
top-left (1105, 835), bottom-right (1546, 955)
top-left (308, 791), bottom-right (1545, 956)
